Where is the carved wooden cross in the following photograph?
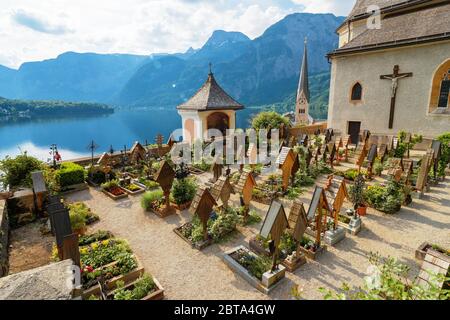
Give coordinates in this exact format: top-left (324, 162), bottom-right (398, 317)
top-left (380, 65), bottom-right (413, 129)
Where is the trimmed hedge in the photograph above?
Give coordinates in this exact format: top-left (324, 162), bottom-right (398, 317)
top-left (55, 162), bottom-right (86, 188)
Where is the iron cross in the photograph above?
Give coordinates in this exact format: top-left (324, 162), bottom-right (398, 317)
top-left (380, 65), bottom-right (413, 129)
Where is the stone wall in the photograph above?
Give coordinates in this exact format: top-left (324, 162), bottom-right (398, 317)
top-left (0, 200), bottom-right (9, 277)
top-left (327, 41), bottom-right (450, 138)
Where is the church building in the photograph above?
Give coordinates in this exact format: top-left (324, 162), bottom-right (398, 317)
top-left (295, 39), bottom-right (314, 125)
top-left (327, 0), bottom-right (450, 140)
top-left (177, 67), bottom-right (244, 143)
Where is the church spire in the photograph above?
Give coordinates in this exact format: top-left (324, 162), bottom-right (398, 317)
top-left (297, 38), bottom-right (309, 102)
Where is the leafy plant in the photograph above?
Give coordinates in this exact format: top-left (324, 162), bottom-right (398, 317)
top-left (101, 179), bottom-right (120, 190)
top-left (251, 111), bottom-right (289, 130)
top-left (209, 207), bottom-right (240, 242)
top-left (373, 160), bottom-right (384, 176)
top-left (348, 174), bottom-right (366, 209)
top-left (67, 202), bottom-right (99, 230)
top-left (114, 274), bottom-right (156, 300)
top-left (79, 230), bottom-right (113, 246)
top-left (437, 132), bottom-right (450, 178)
top-left (0, 154), bottom-right (43, 188)
top-left (365, 179), bottom-right (404, 214)
top-left (141, 189), bottom-right (164, 211)
top-left (235, 249), bottom-right (272, 280)
top-left (171, 178), bottom-right (196, 205)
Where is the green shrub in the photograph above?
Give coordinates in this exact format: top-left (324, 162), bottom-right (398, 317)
top-left (251, 111), bottom-right (289, 130)
top-left (69, 208), bottom-right (86, 231)
top-left (141, 189), bottom-right (164, 211)
top-left (437, 132), bottom-right (450, 178)
top-left (0, 154), bottom-right (43, 188)
top-left (235, 250), bottom-right (272, 280)
top-left (114, 274), bottom-right (156, 300)
top-left (68, 202), bottom-right (99, 226)
top-left (171, 178), bottom-right (196, 205)
top-left (365, 180), bottom-right (404, 214)
top-left (373, 161), bottom-right (384, 176)
top-left (101, 179), bottom-right (119, 190)
top-left (55, 162), bottom-right (85, 188)
top-left (209, 207), bottom-right (240, 242)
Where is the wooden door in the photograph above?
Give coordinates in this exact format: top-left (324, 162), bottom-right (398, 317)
top-left (348, 121), bottom-right (361, 146)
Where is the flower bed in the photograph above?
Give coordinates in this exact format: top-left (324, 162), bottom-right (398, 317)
top-left (120, 183), bottom-right (145, 195)
top-left (174, 208), bottom-right (240, 250)
top-left (101, 180), bottom-right (128, 200)
top-left (223, 246), bottom-right (285, 294)
top-left (364, 180), bottom-right (405, 214)
top-left (416, 242), bottom-right (450, 262)
top-left (298, 235), bottom-right (326, 260)
top-left (80, 238), bottom-right (144, 296)
top-left (135, 177), bottom-right (160, 190)
top-left (68, 202), bottom-right (100, 235)
top-left (249, 232), bottom-right (306, 272)
top-left (88, 273), bottom-right (164, 301)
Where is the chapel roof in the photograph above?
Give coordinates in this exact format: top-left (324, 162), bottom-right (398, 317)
top-left (330, 2), bottom-right (450, 56)
top-left (177, 71), bottom-right (244, 111)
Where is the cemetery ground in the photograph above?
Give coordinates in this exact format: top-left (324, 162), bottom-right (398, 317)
top-left (63, 171), bottom-right (450, 300)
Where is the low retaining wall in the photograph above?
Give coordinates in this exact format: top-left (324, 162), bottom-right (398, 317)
top-left (64, 145), bottom-right (172, 167)
top-left (0, 200), bottom-right (9, 277)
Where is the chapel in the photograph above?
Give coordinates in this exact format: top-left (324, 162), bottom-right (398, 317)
top-left (327, 0), bottom-right (450, 140)
top-left (177, 66), bottom-right (244, 143)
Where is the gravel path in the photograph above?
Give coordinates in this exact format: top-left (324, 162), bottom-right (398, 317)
top-left (66, 175), bottom-right (450, 300)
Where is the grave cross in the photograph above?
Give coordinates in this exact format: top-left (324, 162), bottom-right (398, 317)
top-left (380, 65), bottom-right (413, 129)
top-left (87, 140), bottom-right (99, 166)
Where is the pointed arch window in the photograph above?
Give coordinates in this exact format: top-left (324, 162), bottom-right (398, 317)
top-left (437, 70), bottom-right (450, 109)
top-left (351, 82), bottom-right (363, 101)
top-left (429, 60), bottom-right (450, 112)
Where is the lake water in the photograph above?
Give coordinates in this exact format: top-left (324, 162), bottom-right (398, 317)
top-left (0, 107), bottom-right (263, 161)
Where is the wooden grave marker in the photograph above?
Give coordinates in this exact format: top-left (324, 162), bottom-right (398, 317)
top-left (62, 233), bottom-right (81, 269)
top-left (431, 140), bottom-right (442, 180)
top-left (416, 152), bottom-right (432, 194)
top-left (52, 208), bottom-right (73, 259)
top-left (327, 142), bottom-right (337, 168)
top-left (129, 141), bottom-right (146, 165)
top-left (325, 176), bottom-right (349, 230)
top-left (306, 186), bottom-right (332, 248)
top-left (154, 160), bottom-right (176, 216)
top-left (342, 135), bottom-right (351, 162)
top-left (235, 169), bottom-right (257, 218)
top-left (210, 176), bottom-right (234, 209)
top-left (284, 200), bottom-right (308, 270)
top-left (366, 144), bottom-right (378, 178)
top-left (417, 251), bottom-right (450, 290)
top-left (211, 162), bottom-right (223, 183)
top-left (247, 143), bottom-right (258, 169)
top-left (276, 147), bottom-right (297, 191)
top-left (260, 200), bottom-right (289, 271)
top-left (189, 188), bottom-right (217, 241)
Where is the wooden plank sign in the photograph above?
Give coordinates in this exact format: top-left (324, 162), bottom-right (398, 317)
top-left (62, 233), bottom-right (81, 269)
top-left (417, 251), bottom-right (450, 290)
top-left (260, 200), bottom-right (288, 271)
top-left (416, 153), bottom-right (431, 193)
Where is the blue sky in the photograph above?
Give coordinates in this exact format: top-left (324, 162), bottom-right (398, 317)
top-left (0, 0), bottom-right (356, 68)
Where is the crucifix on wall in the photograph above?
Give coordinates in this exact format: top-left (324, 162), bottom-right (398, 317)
top-left (380, 65), bottom-right (413, 129)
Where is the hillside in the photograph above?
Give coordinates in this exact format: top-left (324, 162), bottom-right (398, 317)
top-left (0, 13), bottom-right (344, 113)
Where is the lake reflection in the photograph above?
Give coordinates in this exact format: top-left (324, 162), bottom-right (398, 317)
top-left (0, 107), bottom-right (262, 160)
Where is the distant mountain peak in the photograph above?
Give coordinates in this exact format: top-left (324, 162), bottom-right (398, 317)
top-left (202, 30), bottom-right (250, 50)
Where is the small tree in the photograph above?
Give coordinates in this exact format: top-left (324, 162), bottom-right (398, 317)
top-left (349, 174), bottom-right (365, 211)
top-left (251, 111), bottom-right (289, 131)
top-left (437, 132), bottom-right (450, 178)
top-left (0, 154), bottom-right (44, 188)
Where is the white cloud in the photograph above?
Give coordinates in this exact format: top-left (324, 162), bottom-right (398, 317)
top-left (0, 0), bottom-right (355, 69)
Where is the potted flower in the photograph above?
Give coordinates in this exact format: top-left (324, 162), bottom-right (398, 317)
top-left (349, 174), bottom-right (367, 216)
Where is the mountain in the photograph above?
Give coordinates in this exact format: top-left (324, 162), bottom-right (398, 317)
top-left (118, 13), bottom-right (344, 107)
top-left (0, 52), bottom-right (148, 102)
top-left (0, 12), bottom-right (344, 112)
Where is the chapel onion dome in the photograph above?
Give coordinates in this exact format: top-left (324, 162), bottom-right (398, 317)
top-left (177, 69), bottom-right (244, 111)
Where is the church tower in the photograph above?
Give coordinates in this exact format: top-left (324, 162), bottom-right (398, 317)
top-left (295, 38), bottom-right (311, 125)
